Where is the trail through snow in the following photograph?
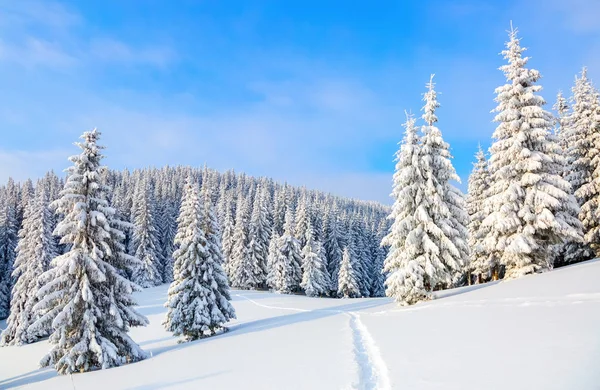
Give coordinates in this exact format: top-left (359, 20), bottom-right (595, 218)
top-left (235, 293), bottom-right (392, 390)
top-left (348, 312), bottom-right (391, 390)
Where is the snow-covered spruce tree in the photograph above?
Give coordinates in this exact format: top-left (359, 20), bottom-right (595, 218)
top-left (1, 184), bottom-right (56, 346)
top-left (295, 194), bottom-right (312, 250)
top-left (246, 185), bottom-right (272, 289)
top-left (349, 216), bottom-right (371, 297)
top-left (164, 178), bottom-right (235, 341)
top-left (482, 27), bottom-right (583, 279)
top-left (229, 196), bottom-right (256, 289)
top-left (159, 199), bottom-right (177, 283)
top-left (553, 89), bottom-right (594, 266)
top-left (300, 222), bottom-right (331, 297)
top-left (369, 220), bottom-right (387, 297)
top-left (266, 230), bottom-right (280, 290)
top-left (29, 129), bottom-right (147, 375)
top-left (381, 112), bottom-right (432, 305)
top-left (271, 208), bottom-right (303, 293)
top-left (0, 181), bottom-right (20, 319)
top-left (323, 204), bottom-right (343, 294)
top-left (414, 76), bottom-right (469, 290)
top-left (220, 193), bottom-right (236, 278)
top-left (337, 247), bottom-right (360, 298)
top-left (567, 68), bottom-right (600, 257)
top-left (466, 146), bottom-right (496, 283)
top-left (130, 180), bottom-right (163, 288)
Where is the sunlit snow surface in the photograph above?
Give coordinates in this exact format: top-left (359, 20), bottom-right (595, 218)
top-left (2, 260), bottom-right (600, 389)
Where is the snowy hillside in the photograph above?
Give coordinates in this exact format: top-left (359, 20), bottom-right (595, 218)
top-left (2, 259), bottom-right (600, 390)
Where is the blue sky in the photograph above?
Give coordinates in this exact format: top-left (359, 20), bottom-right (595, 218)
top-left (0, 0), bottom-right (599, 203)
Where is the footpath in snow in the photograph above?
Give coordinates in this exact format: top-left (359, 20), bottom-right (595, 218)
top-left (1, 259), bottom-right (600, 389)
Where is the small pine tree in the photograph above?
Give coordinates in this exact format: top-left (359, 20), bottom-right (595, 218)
top-left (323, 205), bottom-right (343, 293)
top-left (247, 185), bottom-right (272, 288)
top-left (229, 196), bottom-right (256, 289)
top-left (0, 182), bottom-right (20, 319)
top-left (221, 193), bottom-right (236, 278)
top-left (131, 181), bottom-right (163, 288)
top-left (164, 178), bottom-right (235, 341)
top-left (159, 200), bottom-right (177, 283)
top-left (467, 146), bottom-right (496, 282)
top-left (300, 222), bottom-right (331, 297)
top-left (266, 231), bottom-right (280, 290)
top-left (337, 248), bottom-right (360, 299)
top-left (271, 208), bottom-right (303, 293)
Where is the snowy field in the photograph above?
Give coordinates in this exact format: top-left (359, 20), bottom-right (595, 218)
top-left (1, 259), bottom-right (600, 390)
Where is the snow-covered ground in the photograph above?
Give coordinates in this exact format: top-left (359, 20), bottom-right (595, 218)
top-left (2, 259), bottom-right (600, 389)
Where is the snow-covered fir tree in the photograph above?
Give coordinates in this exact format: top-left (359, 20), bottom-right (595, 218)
top-left (164, 178), bottom-right (235, 341)
top-left (419, 75), bottom-right (470, 287)
top-left (220, 192), bottom-right (236, 278)
top-left (30, 129), bottom-right (147, 375)
top-left (158, 199), bottom-right (177, 283)
top-left (349, 216), bottom-right (371, 297)
top-left (270, 208), bottom-right (303, 293)
top-left (229, 196), bottom-right (255, 289)
top-left (482, 27), bottom-right (583, 279)
top-left (266, 230), bottom-right (281, 290)
top-left (370, 220), bottom-right (387, 297)
top-left (1, 184), bottom-right (56, 346)
top-left (0, 180), bottom-right (20, 319)
top-left (323, 204), bottom-right (344, 293)
top-left (566, 68), bottom-right (600, 257)
top-left (382, 112), bottom-right (432, 305)
top-left (467, 146), bottom-right (495, 282)
top-left (246, 185), bottom-right (272, 289)
top-left (300, 222), bottom-right (331, 297)
top-left (131, 180), bottom-right (163, 288)
top-left (553, 89), bottom-right (594, 266)
top-left (295, 193), bottom-right (312, 250)
top-left (337, 247), bottom-right (360, 298)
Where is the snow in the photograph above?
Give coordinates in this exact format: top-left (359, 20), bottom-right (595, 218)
top-left (2, 259), bottom-right (600, 389)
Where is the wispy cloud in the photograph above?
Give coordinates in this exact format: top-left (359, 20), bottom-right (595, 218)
top-left (89, 38), bottom-right (175, 68)
top-left (0, 0), bottom-right (175, 69)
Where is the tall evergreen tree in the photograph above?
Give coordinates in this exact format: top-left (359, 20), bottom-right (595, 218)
top-left (382, 112), bottom-right (432, 304)
top-left (29, 129), bottom-right (147, 375)
top-left (483, 27), bottom-right (583, 279)
top-left (164, 178), bottom-right (235, 341)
